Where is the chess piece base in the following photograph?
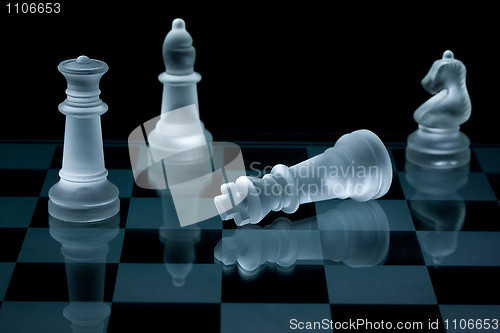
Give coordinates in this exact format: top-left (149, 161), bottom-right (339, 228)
top-left (48, 178), bottom-right (120, 222)
top-left (406, 126), bottom-right (470, 169)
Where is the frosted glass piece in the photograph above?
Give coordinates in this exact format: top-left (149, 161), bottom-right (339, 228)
top-left (214, 129), bottom-right (393, 226)
top-left (48, 56), bottom-right (119, 222)
top-left (154, 18), bottom-right (212, 144)
top-left (406, 50), bottom-right (471, 168)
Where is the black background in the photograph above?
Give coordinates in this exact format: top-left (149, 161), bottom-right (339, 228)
top-left (1, 2), bottom-right (499, 143)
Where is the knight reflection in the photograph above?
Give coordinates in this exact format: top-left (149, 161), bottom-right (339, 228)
top-left (405, 159), bottom-right (469, 265)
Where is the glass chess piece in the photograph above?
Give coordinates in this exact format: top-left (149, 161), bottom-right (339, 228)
top-left (406, 50), bottom-right (471, 168)
top-left (48, 56), bottom-right (120, 222)
top-left (214, 129), bottom-right (393, 226)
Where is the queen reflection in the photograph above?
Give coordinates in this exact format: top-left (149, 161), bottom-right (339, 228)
top-left (49, 214), bottom-right (120, 333)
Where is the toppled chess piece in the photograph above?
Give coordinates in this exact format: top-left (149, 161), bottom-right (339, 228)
top-left (214, 129), bottom-right (393, 226)
top-left (406, 50), bottom-right (471, 168)
top-left (48, 56), bottom-right (120, 222)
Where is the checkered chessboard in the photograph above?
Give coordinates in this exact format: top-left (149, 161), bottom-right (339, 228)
top-left (0, 141), bottom-right (499, 332)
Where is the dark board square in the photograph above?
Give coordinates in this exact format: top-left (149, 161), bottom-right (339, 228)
top-left (108, 303), bottom-right (220, 333)
top-left (5, 263), bottom-right (69, 301)
top-left (120, 229), bottom-right (168, 263)
top-left (390, 148), bottom-right (406, 172)
top-left (103, 146), bottom-right (133, 169)
top-left (0, 170), bottom-right (46, 196)
top-left (486, 173), bottom-right (500, 200)
top-left (462, 201), bottom-right (500, 231)
top-left (0, 228), bottom-right (26, 262)
top-left (469, 150), bottom-right (484, 172)
top-left (383, 231), bottom-right (425, 265)
top-left (49, 145), bottom-right (63, 169)
top-left (118, 198), bottom-right (130, 228)
top-left (222, 265), bottom-right (328, 303)
top-left (428, 266), bottom-right (500, 304)
top-left (381, 173), bottom-right (405, 200)
top-left (29, 197), bottom-right (49, 228)
top-left (121, 229), bottom-right (221, 264)
top-left (131, 183), bottom-right (160, 197)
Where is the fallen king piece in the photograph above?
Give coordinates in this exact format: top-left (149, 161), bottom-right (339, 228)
top-left (214, 129), bottom-right (393, 226)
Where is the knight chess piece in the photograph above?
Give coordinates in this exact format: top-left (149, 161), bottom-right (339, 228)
top-left (406, 50), bottom-right (472, 168)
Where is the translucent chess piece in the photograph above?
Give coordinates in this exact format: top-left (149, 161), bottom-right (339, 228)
top-left (214, 130), bottom-right (392, 225)
top-left (48, 56), bottom-right (120, 222)
top-left (148, 18), bottom-right (212, 160)
top-left (406, 50), bottom-right (471, 168)
top-left (144, 18), bottom-right (214, 214)
top-left (214, 129), bottom-right (393, 226)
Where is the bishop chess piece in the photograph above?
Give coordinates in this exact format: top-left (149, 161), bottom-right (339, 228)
top-left (48, 56), bottom-right (120, 222)
top-left (147, 18), bottom-right (212, 160)
top-left (214, 129), bottom-right (393, 226)
top-left (406, 50), bottom-right (471, 168)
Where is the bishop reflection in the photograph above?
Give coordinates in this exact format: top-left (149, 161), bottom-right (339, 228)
top-left (214, 199), bottom-right (390, 280)
top-left (159, 194), bottom-right (202, 287)
top-left (49, 214), bottom-right (120, 333)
